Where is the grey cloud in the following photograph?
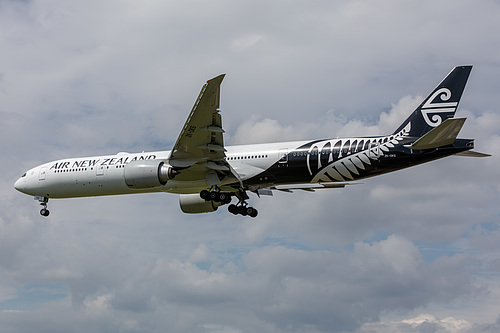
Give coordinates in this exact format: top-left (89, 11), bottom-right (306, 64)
top-left (1, 235), bottom-right (475, 333)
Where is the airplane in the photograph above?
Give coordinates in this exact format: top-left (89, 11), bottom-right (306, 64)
top-left (14, 65), bottom-right (489, 218)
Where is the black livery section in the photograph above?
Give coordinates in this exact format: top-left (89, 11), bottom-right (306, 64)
top-left (245, 135), bottom-right (475, 189)
top-left (245, 65), bottom-right (476, 190)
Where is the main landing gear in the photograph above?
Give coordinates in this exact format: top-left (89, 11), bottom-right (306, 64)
top-left (230, 190), bottom-right (258, 218)
top-left (199, 188), bottom-right (258, 218)
top-left (228, 203), bottom-right (258, 218)
top-left (36, 196), bottom-right (50, 217)
top-left (200, 189), bottom-right (232, 205)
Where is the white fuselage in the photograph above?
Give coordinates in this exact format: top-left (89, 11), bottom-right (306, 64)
top-left (14, 141), bottom-right (306, 199)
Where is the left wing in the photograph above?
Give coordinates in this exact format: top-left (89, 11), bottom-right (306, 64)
top-left (169, 75), bottom-right (240, 186)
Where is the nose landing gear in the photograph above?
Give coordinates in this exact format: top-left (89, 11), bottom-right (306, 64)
top-left (35, 196), bottom-right (50, 217)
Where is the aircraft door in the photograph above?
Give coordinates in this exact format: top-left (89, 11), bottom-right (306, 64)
top-left (96, 165), bottom-right (105, 176)
top-left (278, 149), bottom-right (288, 164)
top-left (39, 167), bottom-right (47, 181)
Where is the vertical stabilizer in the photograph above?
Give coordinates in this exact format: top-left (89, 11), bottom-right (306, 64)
top-left (393, 66), bottom-right (472, 137)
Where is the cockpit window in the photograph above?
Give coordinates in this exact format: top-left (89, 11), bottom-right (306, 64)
top-left (21, 173), bottom-right (26, 177)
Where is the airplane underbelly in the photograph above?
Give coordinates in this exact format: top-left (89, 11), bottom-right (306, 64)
top-left (43, 171), bottom-right (150, 198)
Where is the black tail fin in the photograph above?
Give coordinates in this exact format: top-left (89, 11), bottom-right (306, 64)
top-left (393, 66), bottom-right (472, 138)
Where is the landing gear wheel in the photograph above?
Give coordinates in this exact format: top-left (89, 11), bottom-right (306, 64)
top-left (200, 190), bottom-right (210, 200)
top-left (238, 205), bottom-right (248, 216)
top-left (218, 192), bottom-right (230, 204)
top-left (228, 204), bottom-right (258, 217)
top-left (209, 191), bottom-right (219, 201)
top-left (228, 204), bottom-right (238, 215)
top-left (37, 197), bottom-right (50, 217)
top-left (247, 207), bottom-right (258, 218)
top-left (200, 189), bottom-right (231, 204)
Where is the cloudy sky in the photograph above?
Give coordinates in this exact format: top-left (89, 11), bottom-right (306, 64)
top-left (1, 0), bottom-right (500, 332)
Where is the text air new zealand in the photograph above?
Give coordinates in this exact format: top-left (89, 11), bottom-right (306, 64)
top-left (15, 66), bottom-right (489, 217)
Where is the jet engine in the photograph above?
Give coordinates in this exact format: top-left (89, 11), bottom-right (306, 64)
top-left (179, 194), bottom-right (222, 214)
top-left (124, 160), bottom-right (177, 188)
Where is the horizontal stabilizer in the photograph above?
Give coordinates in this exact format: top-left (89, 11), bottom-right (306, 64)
top-left (455, 150), bottom-right (491, 157)
top-left (409, 118), bottom-right (466, 150)
top-left (269, 182), bottom-right (363, 193)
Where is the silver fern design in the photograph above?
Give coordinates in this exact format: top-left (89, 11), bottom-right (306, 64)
top-left (310, 123), bottom-right (411, 182)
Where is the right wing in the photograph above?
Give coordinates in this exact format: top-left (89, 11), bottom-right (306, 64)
top-left (254, 182), bottom-right (363, 196)
top-left (169, 74), bottom-right (226, 167)
top-left (168, 74), bottom-right (242, 187)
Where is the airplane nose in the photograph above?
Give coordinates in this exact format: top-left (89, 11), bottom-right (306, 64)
top-left (14, 174), bottom-right (28, 193)
top-left (14, 177), bottom-right (24, 192)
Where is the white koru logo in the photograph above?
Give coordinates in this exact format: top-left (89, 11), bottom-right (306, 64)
top-left (421, 88), bottom-right (458, 127)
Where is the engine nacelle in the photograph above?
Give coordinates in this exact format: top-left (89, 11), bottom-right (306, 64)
top-left (179, 194), bottom-right (222, 214)
top-left (124, 160), bottom-right (177, 188)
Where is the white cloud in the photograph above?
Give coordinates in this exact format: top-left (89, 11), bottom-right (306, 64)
top-left (83, 294), bottom-right (112, 316)
top-left (360, 313), bottom-right (473, 333)
top-left (231, 35), bottom-right (263, 52)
